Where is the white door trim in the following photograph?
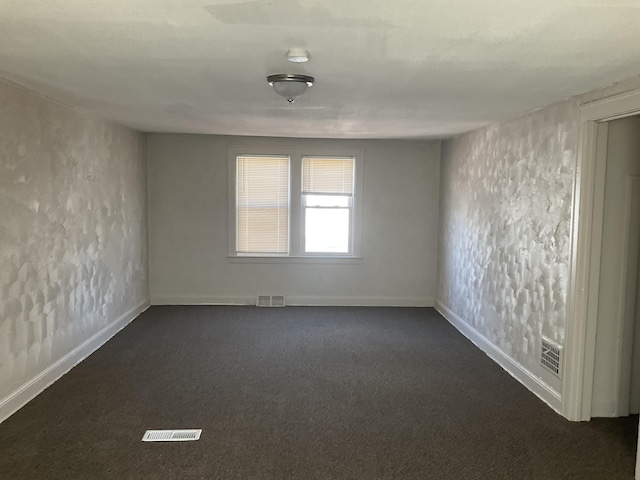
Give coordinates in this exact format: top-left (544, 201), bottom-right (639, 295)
top-left (564, 88), bottom-right (640, 421)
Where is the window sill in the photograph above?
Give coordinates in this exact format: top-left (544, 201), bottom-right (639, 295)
top-left (227, 255), bottom-right (363, 265)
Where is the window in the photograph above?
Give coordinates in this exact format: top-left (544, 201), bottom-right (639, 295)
top-left (228, 146), bottom-right (363, 261)
top-left (236, 155), bottom-right (290, 255)
top-left (302, 157), bottom-right (354, 254)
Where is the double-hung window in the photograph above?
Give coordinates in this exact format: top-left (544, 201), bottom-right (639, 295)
top-left (235, 155), bottom-right (290, 255)
top-left (302, 157), bottom-right (354, 254)
top-left (229, 147), bottom-right (362, 260)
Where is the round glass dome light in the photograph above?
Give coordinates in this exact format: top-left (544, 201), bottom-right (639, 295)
top-left (267, 74), bottom-right (314, 103)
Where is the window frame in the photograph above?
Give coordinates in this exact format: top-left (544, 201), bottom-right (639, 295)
top-left (228, 145), bottom-right (363, 262)
top-left (234, 154), bottom-right (291, 256)
top-left (301, 156), bottom-right (355, 256)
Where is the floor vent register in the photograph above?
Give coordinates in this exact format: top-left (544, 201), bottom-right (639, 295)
top-left (142, 429), bottom-right (202, 442)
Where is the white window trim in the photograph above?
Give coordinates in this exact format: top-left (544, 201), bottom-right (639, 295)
top-left (228, 145), bottom-right (364, 261)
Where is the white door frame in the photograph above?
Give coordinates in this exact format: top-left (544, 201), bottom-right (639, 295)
top-left (618, 176), bottom-right (640, 416)
top-left (563, 88), bottom-right (640, 422)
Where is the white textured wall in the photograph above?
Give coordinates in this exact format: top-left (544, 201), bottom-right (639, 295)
top-left (437, 101), bottom-right (578, 394)
top-left (148, 135), bottom-right (440, 306)
top-left (0, 79), bottom-right (148, 404)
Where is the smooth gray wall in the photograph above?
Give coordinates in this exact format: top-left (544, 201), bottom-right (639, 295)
top-left (0, 79), bottom-right (148, 409)
top-left (437, 101), bottom-right (579, 397)
top-left (148, 134), bottom-right (440, 306)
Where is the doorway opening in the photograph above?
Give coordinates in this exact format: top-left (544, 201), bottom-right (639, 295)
top-left (589, 116), bottom-right (640, 418)
top-left (564, 88), bottom-right (640, 479)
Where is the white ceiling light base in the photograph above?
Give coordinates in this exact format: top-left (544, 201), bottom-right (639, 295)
top-left (267, 74), bottom-right (314, 104)
top-left (287, 48), bottom-right (309, 63)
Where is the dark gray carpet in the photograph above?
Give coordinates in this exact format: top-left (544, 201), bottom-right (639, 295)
top-left (0, 306), bottom-right (637, 479)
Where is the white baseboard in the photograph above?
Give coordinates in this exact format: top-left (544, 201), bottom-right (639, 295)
top-left (151, 294), bottom-right (431, 307)
top-left (151, 295), bottom-right (252, 305)
top-left (435, 299), bottom-right (563, 415)
top-left (590, 400), bottom-right (621, 418)
top-left (0, 299), bottom-right (149, 425)
top-left (288, 295), bottom-right (431, 307)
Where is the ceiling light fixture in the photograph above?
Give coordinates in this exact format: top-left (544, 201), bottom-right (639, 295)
top-left (267, 74), bottom-right (314, 104)
top-left (286, 48), bottom-right (309, 63)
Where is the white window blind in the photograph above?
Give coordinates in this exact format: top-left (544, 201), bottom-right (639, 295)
top-left (236, 155), bottom-right (289, 254)
top-left (302, 157), bottom-right (354, 195)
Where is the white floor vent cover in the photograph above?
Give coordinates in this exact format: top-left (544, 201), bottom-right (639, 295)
top-left (256, 295), bottom-right (286, 307)
top-left (142, 429), bottom-right (202, 442)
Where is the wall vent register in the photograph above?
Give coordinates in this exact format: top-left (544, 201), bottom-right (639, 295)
top-left (541, 337), bottom-right (563, 377)
top-left (256, 295), bottom-right (286, 307)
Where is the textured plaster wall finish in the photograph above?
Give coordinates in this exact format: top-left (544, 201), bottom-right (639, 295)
top-left (437, 101), bottom-right (578, 397)
top-left (0, 79), bottom-right (148, 407)
top-left (591, 116), bottom-right (640, 417)
top-left (148, 135), bottom-right (440, 306)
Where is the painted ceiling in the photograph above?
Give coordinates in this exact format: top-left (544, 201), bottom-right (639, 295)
top-left (1, 0), bottom-right (640, 138)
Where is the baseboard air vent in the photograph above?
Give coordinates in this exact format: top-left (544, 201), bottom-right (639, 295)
top-left (142, 429), bottom-right (202, 442)
top-left (541, 337), bottom-right (562, 377)
top-left (256, 295), bottom-right (286, 307)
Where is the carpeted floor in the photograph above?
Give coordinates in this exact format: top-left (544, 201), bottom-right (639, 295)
top-left (0, 306), bottom-right (637, 479)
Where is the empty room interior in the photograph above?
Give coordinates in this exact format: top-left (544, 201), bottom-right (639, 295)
top-left (4, 1), bottom-right (640, 478)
